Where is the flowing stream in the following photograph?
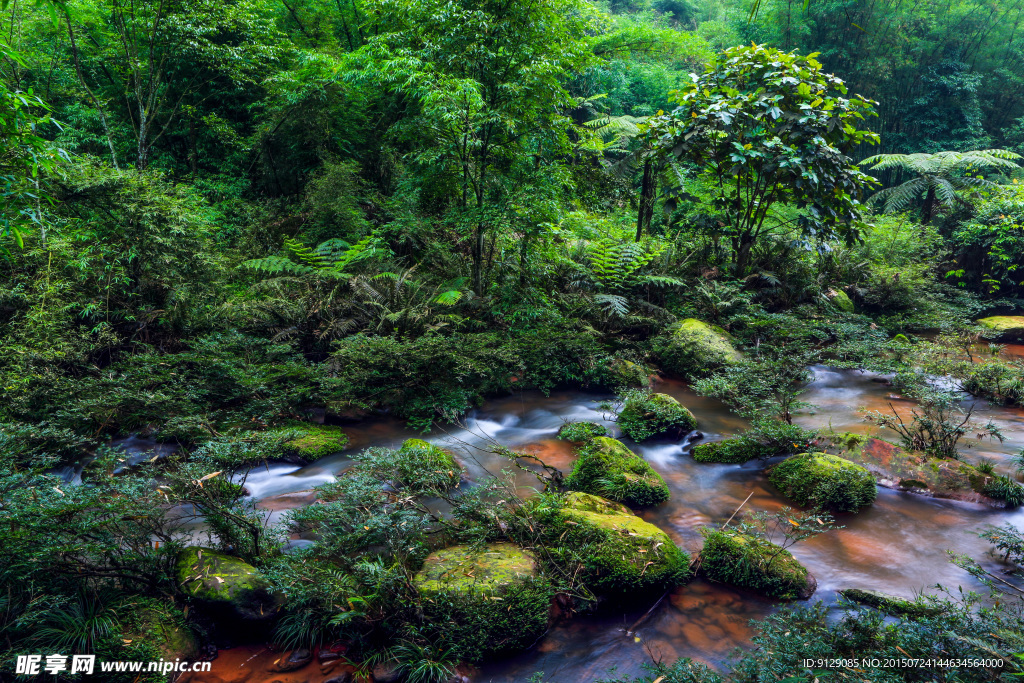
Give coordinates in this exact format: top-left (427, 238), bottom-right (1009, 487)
top-left (199, 354), bottom-right (1024, 682)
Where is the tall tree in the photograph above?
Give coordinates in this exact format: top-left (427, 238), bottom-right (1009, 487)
top-left (350, 0), bottom-right (596, 294)
top-left (647, 44), bottom-right (880, 273)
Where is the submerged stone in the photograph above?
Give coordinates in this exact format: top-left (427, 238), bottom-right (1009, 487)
top-left (977, 315), bottom-right (1024, 341)
top-left (617, 392), bottom-right (697, 441)
top-left (553, 491), bottom-right (691, 595)
top-left (565, 436), bottom-right (670, 507)
top-left (839, 588), bottom-right (943, 617)
top-left (175, 547), bottom-right (284, 622)
top-left (829, 433), bottom-right (1024, 508)
top-left (656, 318), bottom-right (742, 378)
top-left (768, 451), bottom-right (877, 512)
top-left (413, 543), bottom-right (551, 662)
top-left (699, 529), bottom-right (816, 600)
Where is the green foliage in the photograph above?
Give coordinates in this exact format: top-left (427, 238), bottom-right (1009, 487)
top-left (981, 475), bottom-right (1024, 508)
top-left (864, 380), bottom-right (1003, 459)
top-left (324, 328), bottom-right (610, 430)
top-left (691, 418), bottom-right (810, 463)
top-left (693, 347), bottom-right (815, 424)
top-left (768, 452), bottom-right (877, 512)
top-left (647, 44), bottom-right (879, 273)
top-left (616, 389), bottom-right (697, 441)
top-left (949, 183), bottom-right (1024, 295)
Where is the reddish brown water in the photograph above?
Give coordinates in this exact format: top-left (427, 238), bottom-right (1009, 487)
top-left (205, 367), bottom-right (1024, 682)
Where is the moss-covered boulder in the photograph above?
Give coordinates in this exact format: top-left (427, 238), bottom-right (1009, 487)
top-left (699, 529), bottom-right (816, 600)
top-left (838, 588), bottom-right (943, 617)
top-left (565, 436), bottom-right (669, 507)
top-left (828, 289), bottom-right (855, 313)
top-left (768, 452), bottom-right (877, 512)
top-left (413, 543), bottom-right (552, 662)
top-left (977, 315), bottom-right (1024, 341)
top-left (396, 438), bottom-right (462, 492)
top-left (551, 492), bottom-right (691, 595)
top-left (692, 437), bottom-right (789, 464)
top-left (175, 547), bottom-right (284, 622)
top-left (655, 318), bottom-right (742, 377)
top-left (556, 421), bottom-right (609, 443)
top-left (828, 433), bottom-right (1024, 508)
top-left (604, 357), bottom-right (650, 388)
top-left (269, 422), bottom-right (349, 463)
top-left (617, 392), bottom-right (697, 441)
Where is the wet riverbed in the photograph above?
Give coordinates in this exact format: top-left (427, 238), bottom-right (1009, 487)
top-left (199, 362), bottom-right (1024, 682)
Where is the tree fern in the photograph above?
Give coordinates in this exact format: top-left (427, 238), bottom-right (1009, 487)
top-left (862, 149), bottom-right (1021, 222)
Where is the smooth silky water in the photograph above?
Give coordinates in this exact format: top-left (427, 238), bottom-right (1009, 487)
top-left (206, 361), bottom-right (1024, 681)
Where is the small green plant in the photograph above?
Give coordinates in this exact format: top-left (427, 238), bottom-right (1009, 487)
top-left (391, 639), bottom-right (459, 683)
top-left (982, 475), bottom-right (1024, 508)
top-left (34, 591), bottom-right (120, 654)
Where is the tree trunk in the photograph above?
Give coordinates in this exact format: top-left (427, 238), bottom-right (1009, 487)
top-left (922, 184), bottom-right (936, 224)
top-left (635, 158), bottom-right (656, 242)
top-left (735, 232), bottom-right (754, 275)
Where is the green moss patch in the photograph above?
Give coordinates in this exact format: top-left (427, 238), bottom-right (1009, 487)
top-left (699, 529), bottom-right (816, 600)
top-left (655, 318), bottom-right (742, 378)
top-left (175, 547), bottom-right (283, 621)
top-left (556, 421), bottom-right (609, 443)
top-left (977, 315), bottom-right (1024, 341)
top-left (267, 422), bottom-right (349, 462)
top-left (565, 436), bottom-right (669, 507)
top-left (604, 357), bottom-right (649, 388)
top-left (544, 491), bottom-right (691, 595)
top-left (617, 392), bottom-right (697, 441)
top-left (768, 452), bottom-right (877, 512)
top-left (413, 543), bottom-right (552, 662)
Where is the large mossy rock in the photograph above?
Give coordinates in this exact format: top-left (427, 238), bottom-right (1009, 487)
top-left (396, 438), bottom-right (462, 492)
top-left (828, 289), bottom-right (855, 313)
top-left (617, 392), bottom-right (697, 441)
top-left (977, 315), bottom-right (1024, 341)
top-left (604, 357), bottom-right (650, 388)
top-left (565, 436), bottom-right (670, 507)
top-left (828, 433), bottom-right (1024, 508)
top-left (699, 529), bottom-right (816, 600)
top-left (175, 547), bottom-right (284, 622)
top-left (550, 492), bottom-right (691, 595)
top-left (655, 318), bottom-right (742, 377)
top-left (270, 422), bottom-right (349, 463)
top-left (413, 543), bottom-right (552, 662)
top-left (768, 452), bottom-right (877, 512)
